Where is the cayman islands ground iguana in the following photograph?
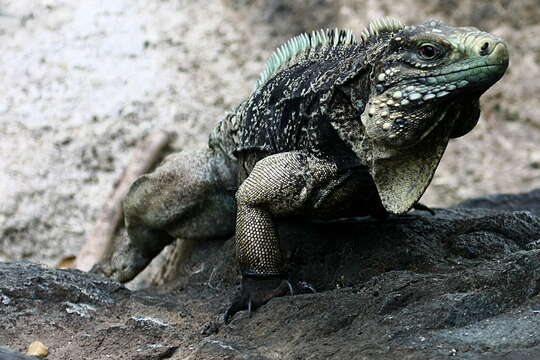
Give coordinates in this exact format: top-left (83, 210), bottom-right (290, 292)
top-left (101, 18), bottom-right (509, 322)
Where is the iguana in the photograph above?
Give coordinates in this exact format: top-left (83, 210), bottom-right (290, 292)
top-left (102, 17), bottom-right (509, 322)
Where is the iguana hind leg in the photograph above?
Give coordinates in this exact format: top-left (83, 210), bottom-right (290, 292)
top-left (105, 148), bottom-right (237, 283)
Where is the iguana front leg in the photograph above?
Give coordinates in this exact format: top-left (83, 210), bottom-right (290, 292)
top-left (225, 151), bottom-right (337, 322)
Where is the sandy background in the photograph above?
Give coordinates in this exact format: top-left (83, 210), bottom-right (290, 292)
top-left (1, 0), bottom-right (539, 267)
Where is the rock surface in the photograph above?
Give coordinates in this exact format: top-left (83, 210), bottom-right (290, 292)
top-left (2, 189), bottom-right (540, 359)
top-left (2, 0), bottom-right (540, 268)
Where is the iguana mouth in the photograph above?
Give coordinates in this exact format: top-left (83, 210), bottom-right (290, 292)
top-left (423, 64), bottom-right (506, 88)
top-left (393, 63), bottom-right (508, 93)
top-left (437, 63), bottom-right (506, 76)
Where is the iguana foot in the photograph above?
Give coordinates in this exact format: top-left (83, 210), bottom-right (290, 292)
top-left (224, 275), bottom-right (292, 323)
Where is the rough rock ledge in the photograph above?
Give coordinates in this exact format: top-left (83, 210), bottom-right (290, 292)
top-left (1, 189), bottom-right (540, 360)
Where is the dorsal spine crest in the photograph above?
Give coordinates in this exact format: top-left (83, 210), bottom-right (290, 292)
top-left (255, 17), bottom-right (404, 90)
top-left (255, 28), bottom-right (357, 89)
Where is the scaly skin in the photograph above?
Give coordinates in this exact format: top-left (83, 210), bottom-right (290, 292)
top-left (102, 18), bottom-right (509, 322)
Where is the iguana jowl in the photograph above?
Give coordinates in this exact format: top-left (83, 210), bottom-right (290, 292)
top-left (104, 18), bottom-right (509, 321)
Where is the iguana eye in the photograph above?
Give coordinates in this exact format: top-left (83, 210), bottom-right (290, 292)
top-left (418, 43), bottom-right (439, 60)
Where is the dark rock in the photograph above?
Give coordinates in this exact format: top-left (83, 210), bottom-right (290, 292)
top-left (456, 188), bottom-right (540, 216)
top-left (1, 189), bottom-right (540, 359)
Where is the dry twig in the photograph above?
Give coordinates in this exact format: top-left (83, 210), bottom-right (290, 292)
top-left (75, 130), bottom-right (173, 271)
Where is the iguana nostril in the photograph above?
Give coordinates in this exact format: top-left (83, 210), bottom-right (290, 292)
top-left (479, 41), bottom-right (490, 56)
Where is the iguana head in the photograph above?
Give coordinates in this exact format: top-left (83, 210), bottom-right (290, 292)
top-left (361, 19), bottom-right (509, 149)
top-left (357, 19), bottom-right (509, 214)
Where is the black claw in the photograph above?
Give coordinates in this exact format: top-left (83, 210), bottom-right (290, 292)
top-left (224, 310), bottom-right (233, 324)
top-left (298, 280), bottom-right (317, 293)
top-left (287, 280), bottom-right (294, 296)
top-left (224, 295), bottom-right (245, 324)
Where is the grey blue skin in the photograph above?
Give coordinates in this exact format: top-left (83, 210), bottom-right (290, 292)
top-left (100, 18), bottom-right (509, 322)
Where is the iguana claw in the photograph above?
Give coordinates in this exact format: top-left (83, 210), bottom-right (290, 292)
top-left (224, 275), bottom-right (292, 323)
top-left (297, 280), bottom-right (317, 293)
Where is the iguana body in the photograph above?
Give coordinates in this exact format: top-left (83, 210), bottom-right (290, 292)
top-left (104, 18), bottom-right (509, 321)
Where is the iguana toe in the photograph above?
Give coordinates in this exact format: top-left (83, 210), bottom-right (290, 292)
top-left (412, 202), bottom-right (436, 215)
top-left (297, 280), bottom-right (317, 293)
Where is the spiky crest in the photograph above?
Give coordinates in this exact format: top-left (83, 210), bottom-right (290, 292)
top-left (255, 28), bottom-right (357, 89)
top-left (255, 17), bottom-right (404, 90)
top-left (359, 16), bottom-right (404, 41)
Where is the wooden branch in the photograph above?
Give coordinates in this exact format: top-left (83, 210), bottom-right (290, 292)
top-left (75, 130), bottom-right (173, 271)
